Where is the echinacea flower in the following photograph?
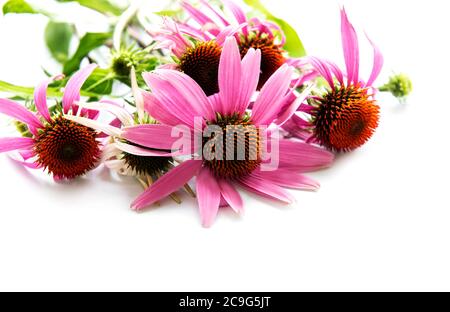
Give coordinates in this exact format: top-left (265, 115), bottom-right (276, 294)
top-left (150, 0), bottom-right (288, 95)
top-left (0, 65), bottom-right (102, 180)
top-left (286, 8), bottom-right (384, 152)
top-left (65, 68), bottom-right (194, 202)
top-left (121, 37), bottom-right (334, 227)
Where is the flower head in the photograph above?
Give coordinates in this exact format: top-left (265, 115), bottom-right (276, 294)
top-left (288, 8), bottom-right (384, 152)
top-left (0, 65), bottom-right (102, 180)
top-left (150, 0), bottom-right (287, 94)
top-left (122, 37), bottom-right (334, 227)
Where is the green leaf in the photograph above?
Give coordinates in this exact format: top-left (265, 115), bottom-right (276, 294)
top-left (63, 32), bottom-right (111, 75)
top-left (2, 0), bottom-right (36, 15)
top-left (82, 68), bottom-right (114, 95)
top-left (243, 0), bottom-right (306, 57)
top-left (55, 0), bottom-right (122, 16)
top-left (269, 17), bottom-right (306, 58)
top-left (45, 21), bottom-right (74, 63)
top-left (0, 79), bottom-right (106, 99)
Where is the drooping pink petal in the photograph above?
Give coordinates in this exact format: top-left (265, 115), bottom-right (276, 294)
top-left (251, 64), bottom-right (294, 126)
top-left (64, 115), bottom-right (123, 137)
top-left (114, 141), bottom-right (178, 157)
top-left (281, 117), bottom-right (314, 142)
top-left (222, 0), bottom-right (247, 24)
top-left (365, 33), bottom-right (384, 87)
top-left (252, 168), bottom-right (320, 191)
top-left (153, 69), bottom-right (215, 121)
top-left (196, 167), bottom-right (221, 227)
top-left (0, 98), bottom-right (43, 133)
top-left (181, 0), bottom-right (219, 35)
top-left (0, 137), bottom-right (35, 153)
top-left (218, 179), bottom-right (244, 214)
top-left (275, 84), bottom-right (313, 126)
top-left (77, 101), bottom-right (134, 126)
top-left (34, 80), bottom-right (51, 122)
top-left (33, 74), bottom-right (64, 122)
top-left (219, 36), bottom-right (243, 115)
top-left (341, 8), bottom-right (360, 85)
top-left (131, 159), bottom-right (202, 210)
top-left (239, 173), bottom-right (295, 204)
top-left (62, 64), bottom-right (97, 114)
top-left (308, 56), bottom-right (335, 88)
top-left (276, 139), bottom-right (334, 172)
top-left (200, 0), bottom-right (230, 27)
top-left (215, 23), bottom-right (246, 47)
top-left (236, 48), bottom-right (261, 115)
top-left (122, 124), bottom-right (190, 151)
top-left (326, 60), bottom-right (344, 86)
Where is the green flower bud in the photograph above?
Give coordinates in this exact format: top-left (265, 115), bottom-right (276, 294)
top-left (380, 74), bottom-right (413, 99)
top-left (110, 45), bottom-right (159, 83)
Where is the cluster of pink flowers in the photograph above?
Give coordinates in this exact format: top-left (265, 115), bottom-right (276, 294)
top-left (0, 0), bottom-right (388, 227)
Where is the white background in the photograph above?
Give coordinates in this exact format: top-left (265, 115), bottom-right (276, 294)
top-left (0, 0), bottom-right (449, 292)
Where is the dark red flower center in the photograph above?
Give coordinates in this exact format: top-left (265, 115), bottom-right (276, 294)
top-left (34, 116), bottom-right (100, 179)
top-left (239, 34), bottom-right (285, 90)
top-left (313, 85), bottom-right (380, 152)
top-left (122, 143), bottom-right (172, 177)
top-left (202, 114), bottom-right (262, 179)
top-left (179, 41), bottom-right (222, 96)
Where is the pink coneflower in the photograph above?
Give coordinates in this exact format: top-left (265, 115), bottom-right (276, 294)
top-left (150, 0), bottom-right (288, 94)
top-left (0, 65), bottom-right (102, 180)
top-left (286, 8), bottom-right (384, 152)
top-left (121, 37), bottom-right (334, 227)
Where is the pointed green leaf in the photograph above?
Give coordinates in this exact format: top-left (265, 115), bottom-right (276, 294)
top-left (2, 0), bottom-right (36, 15)
top-left (0, 80), bottom-right (106, 99)
top-left (243, 0), bottom-right (306, 57)
top-left (82, 68), bottom-right (114, 95)
top-left (45, 21), bottom-right (74, 63)
top-left (63, 32), bottom-right (111, 75)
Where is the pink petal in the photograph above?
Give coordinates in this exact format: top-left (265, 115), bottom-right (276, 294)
top-left (114, 141), bottom-right (177, 157)
top-left (62, 64), bottom-right (97, 114)
top-left (143, 72), bottom-right (205, 128)
top-left (218, 179), bottom-right (244, 214)
top-left (308, 56), bottom-right (335, 88)
top-left (0, 98), bottom-right (43, 134)
top-left (365, 33), bottom-right (384, 87)
top-left (341, 8), bottom-right (360, 85)
top-left (34, 80), bottom-right (51, 122)
top-left (215, 23), bottom-right (246, 47)
top-left (251, 64), bottom-right (294, 126)
top-left (143, 91), bottom-right (183, 127)
top-left (219, 36), bottom-right (243, 115)
top-left (239, 174), bottom-right (295, 204)
top-left (122, 124), bottom-right (190, 151)
top-left (0, 137), bottom-right (34, 153)
top-left (275, 84), bottom-right (313, 126)
top-left (196, 168), bottom-right (221, 228)
top-left (236, 48), bottom-right (261, 115)
top-left (222, 0), bottom-right (247, 24)
top-left (34, 74), bottom-right (64, 122)
top-left (200, 0), bottom-right (230, 27)
top-left (131, 159), bottom-right (202, 210)
top-left (252, 169), bottom-right (320, 191)
top-left (181, 0), bottom-right (219, 35)
top-left (276, 139), bottom-right (334, 172)
top-left (153, 69), bottom-right (215, 121)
